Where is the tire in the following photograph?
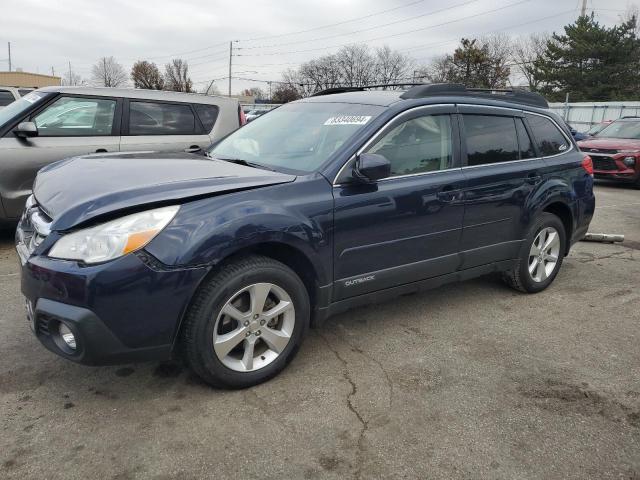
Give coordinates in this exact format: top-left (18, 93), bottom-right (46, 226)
top-left (503, 212), bottom-right (566, 293)
top-left (181, 255), bottom-right (310, 388)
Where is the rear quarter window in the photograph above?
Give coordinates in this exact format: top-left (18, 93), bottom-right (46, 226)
top-left (0, 90), bottom-right (15, 107)
top-left (129, 101), bottom-right (196, 135)
top-left (194, 104), bottom-right (218, 132)
top-left (526, 114), bottom-right (570, 156)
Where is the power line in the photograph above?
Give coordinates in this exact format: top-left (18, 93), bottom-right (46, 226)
top-left (238, 0), bottom-right (426, 42)
top-left (236, 0), bottom-right (483, 50)
top-left (234, 0), bottom-right (531, 57)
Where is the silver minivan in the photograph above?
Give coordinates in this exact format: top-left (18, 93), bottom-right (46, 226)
top-left (0, 87), bottom-right (244, 221)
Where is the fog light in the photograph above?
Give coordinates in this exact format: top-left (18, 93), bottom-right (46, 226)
top-left (58, 323), bottom-right (76, 350)
top-left (623, 156), bottom-right (636, 166)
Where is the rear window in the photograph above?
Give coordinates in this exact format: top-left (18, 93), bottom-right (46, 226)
top-left (463, 115), bottom-right (519, 166)
top-left (526, 114), bottom-right (570, 156)
top-left (0, 90), bottom-right (15, 107)
top-left (595, 119), bottom-right (640, 139)
top-left (18, 89), bottom-right (34, 97)
top-left (129, 101), bottom-right (196, 135)
top-left (194, 104), bottom-right (218, 132)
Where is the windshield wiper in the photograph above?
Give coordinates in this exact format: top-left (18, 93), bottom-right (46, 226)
top-left (213, 156), bottom-right (275, 171)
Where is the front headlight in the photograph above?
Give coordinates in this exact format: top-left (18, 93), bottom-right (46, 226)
top-left (48, 205), bottom-right (179, 264)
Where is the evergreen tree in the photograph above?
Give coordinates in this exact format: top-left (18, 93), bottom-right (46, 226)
top-left (534, 14), bottom-right (640, 101)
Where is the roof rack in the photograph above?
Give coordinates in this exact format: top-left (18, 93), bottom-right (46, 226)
top-left (311, 83), bottom-right (424, 97)
top-left (400, 83), bottom-right (548, 108)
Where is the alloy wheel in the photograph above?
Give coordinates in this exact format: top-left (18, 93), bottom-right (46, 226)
top-left (528, 226), bottom-right (561, 283)
top-left (213, 283), bottom-right (295, 372)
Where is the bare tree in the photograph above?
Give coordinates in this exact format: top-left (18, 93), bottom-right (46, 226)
top-left (512, 33), bottom-right (550, 90)
top-left (91, 56), bottom-right (128, 87)
top-left (482, 33), bottom-right (513, 87)
top-left (131, 61), bottom-right (164, 90)
top-left (414, 55), bottom-right (452, 83)
top-left (164, 59), bottom-right (193, 92)
top-left (375, 46), bottom-right (414, 86)
top-left (279, 43), bottom-right (413, 97)
top-left (62, 70), bottom-right (86, 86)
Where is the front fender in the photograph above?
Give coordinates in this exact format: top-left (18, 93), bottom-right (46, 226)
top-left (145, 178), bottom-right (334, 286)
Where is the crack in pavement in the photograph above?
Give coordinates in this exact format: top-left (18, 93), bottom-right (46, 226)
top-left (317, 331), bottom-right (368, 480)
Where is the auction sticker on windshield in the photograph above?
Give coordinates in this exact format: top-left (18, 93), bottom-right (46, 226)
top-left (324, 115), bottom-right (371, 126)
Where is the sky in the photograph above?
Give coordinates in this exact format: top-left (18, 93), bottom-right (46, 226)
top-left (0, 0), bottom-right (637, 95)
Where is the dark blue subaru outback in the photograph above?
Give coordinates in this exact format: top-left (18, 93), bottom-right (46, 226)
top-left (16, 84), bottom-right (595, 388)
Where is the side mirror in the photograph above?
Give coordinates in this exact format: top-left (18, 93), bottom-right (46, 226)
top-left (353, 153), bottom-right (391, 182)
top-left (14, 121), bottom-right (38, 138)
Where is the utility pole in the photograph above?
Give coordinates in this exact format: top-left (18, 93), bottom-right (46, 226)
top-left (268, 81), bottom-right (272, 102)
top-left (103, 57), bottom-right (107, 87)
top-left (51, 66), bottom-right (55, 77)
top-left (580, 0), bottom-right (587, 17)
top-left (68, 61), bottom-right (72, 85)
top-left (228, 41), bottom-right (233, 97)
top-left (205, 79), bottom-right (215, 95)
top-left (7, 42), bottom-right (11, 72)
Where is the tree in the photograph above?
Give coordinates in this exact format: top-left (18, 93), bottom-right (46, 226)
top-left (62, 70), bottom-right (86, 86)
top-left (512, 33), bottom-right (550, 91)
top-left (278, 43), bottom-right (413, 97)
top-left (446, 38), bottom-right (511, 88)
top-left (131, 61), bottom-right (164, 90)
top-left (271, 83), bottom-right (301, 103)
top-left (534, 14), bottom-right (640, 101)
top-left (164, 59), bottom-right (193, 92)
top-left (374, 46), bottom-right (414, 86)
top-left (91, 56), bottom-right (127, 87)
top-left (241, 87), bottom-right (266, 99)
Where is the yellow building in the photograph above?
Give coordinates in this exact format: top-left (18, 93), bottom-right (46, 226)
top-left (0, 71), bottom-right (61, 88)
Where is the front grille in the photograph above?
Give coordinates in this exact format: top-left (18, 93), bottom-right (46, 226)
top-left (582, 147), bottom-right (618, 155)
top-left (16, 196), bottom-right (52, 256)
top-left (591, 155), bottom-right (619, 171)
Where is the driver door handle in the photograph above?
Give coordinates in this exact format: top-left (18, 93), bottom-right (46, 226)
top-left (184, 145), bottom-right (202, 153)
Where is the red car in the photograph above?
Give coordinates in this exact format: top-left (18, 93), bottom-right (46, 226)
top-left (578, 117), bottom-right (640, 187)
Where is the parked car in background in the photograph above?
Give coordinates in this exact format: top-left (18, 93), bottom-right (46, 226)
top-left (245, 109), bottom-right (267, 122)
top-left (0, 87), bottom-right (245, 222)
top-left (16, 84), bottom-right (594, 388)
top-left (578, 116), bottom-right (640, 187)
top-left (586, 120), bottom-right (613, 137)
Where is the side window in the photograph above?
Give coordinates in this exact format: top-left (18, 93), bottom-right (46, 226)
top-left (33, 96), bottom-right (116, 136)
top-left (463, 115), bottom-right (519, 166)
top-left (516, 118), bottom-right (536, 159)
top-left (367, 114), bottom-right (452, 177)
top-left (129, 101), bottom-right (196, 135)
top-left (0, 89), bottom-right (16, 107)
top-left (526, 114), bottom-right (569, 156)
top-left (18, 89), bottom-right (34, 97)
top-left (194, 104), bottom-right (218, 132)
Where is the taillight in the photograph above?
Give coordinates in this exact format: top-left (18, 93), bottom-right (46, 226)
top-left (581, 155), bottom-right (594, 175)
top-left (238, 106), bottom-right (247, 126)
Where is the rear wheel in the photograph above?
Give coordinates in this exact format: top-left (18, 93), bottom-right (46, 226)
top-left (503, 213), bottom-right (566, 293)
top-left (181, 255), bottom-right (309, 388)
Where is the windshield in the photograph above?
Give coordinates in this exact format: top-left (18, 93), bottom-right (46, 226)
top-left (0, 91), bottom-right (50, 129)
top-left (208, 102), bottom-right (385, 173)
top-left (597, 119), bottom-right (640, 139)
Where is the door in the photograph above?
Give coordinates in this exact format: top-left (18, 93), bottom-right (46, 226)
top-left (458, 107), bottom-right (546, 269)
top-left (120, 100), bottom-right (211, 154)
top-left (0, 94), bottom-right (120, 218)
top-left (332, 106), bottom-right (465, 300)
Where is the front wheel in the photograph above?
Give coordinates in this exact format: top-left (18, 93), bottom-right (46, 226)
top-left (181, 255), bottom-right (310, 388)
top-left (503, 213), bottom-right (566, 293)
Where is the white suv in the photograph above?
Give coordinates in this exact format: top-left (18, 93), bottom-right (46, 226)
top-left (0, 87), bottom-right (245, 221)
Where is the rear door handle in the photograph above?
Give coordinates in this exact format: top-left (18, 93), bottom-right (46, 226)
top-left (525, 173), bottom-right (542, 185)
top-left (184, 145), bottom-right (202, 154)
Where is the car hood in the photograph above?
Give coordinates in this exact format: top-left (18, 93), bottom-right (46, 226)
top-left (33, 152), bottom-right (296, 230)
top-left (578, 137), bottom-right (640, 151)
